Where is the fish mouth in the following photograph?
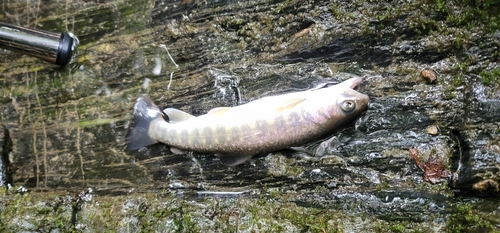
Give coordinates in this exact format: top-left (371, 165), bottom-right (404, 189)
top-left (359, 94), bottom-right (370, 109)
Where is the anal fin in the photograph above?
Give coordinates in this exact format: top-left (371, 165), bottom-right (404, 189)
top-left (216, 153), bottom-right (254, 166)
top-left (170, 147), bottom-right (187, 154)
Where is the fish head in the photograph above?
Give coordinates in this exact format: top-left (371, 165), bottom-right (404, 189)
top-left (304, 77), bottom-right (369, 126)
top-left (333, 85), bottom-right (369, 121)
top-left (336, 77), bottom-right (369, 115)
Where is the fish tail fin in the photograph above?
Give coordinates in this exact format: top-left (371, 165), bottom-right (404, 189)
top-left (126, 96), bottom-right (164, 150)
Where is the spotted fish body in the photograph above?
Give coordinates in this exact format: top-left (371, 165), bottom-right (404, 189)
top-left (127, 77), bottom-right (369, 166)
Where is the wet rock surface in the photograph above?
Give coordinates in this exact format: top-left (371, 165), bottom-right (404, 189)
top-left (0, 0), bottom-right (499, 232)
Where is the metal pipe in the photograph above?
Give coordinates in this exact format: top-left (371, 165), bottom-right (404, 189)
top-left (0, 22), bottom-right (78, 67)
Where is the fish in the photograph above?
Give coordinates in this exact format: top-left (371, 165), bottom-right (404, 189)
top-left (127, 77), bottom-right (369, 166)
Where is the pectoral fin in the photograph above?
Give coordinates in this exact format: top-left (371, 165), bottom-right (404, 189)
top-left (216, 153), bottom-right (254, 166)
top-left (163, 108), bottom-right (195, 123)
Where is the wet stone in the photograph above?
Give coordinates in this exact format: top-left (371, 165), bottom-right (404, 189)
top-left (0, 0), bottom-right (499, 232)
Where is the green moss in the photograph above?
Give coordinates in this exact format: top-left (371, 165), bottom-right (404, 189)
top-left (0, 188), bottom-right (75, 232)
top-left (288, 165), bottom-right (306, 177)
top-left (480, 68), bottom-right (500, 86)
top-left (447, 203), bottom-right (495, 232)
top-left (483, 171), bottom-right (494, 178)
top-left (374, 220), bottom-right (428, 233)
top-left (0, 186), bottom-right (467, 232)
top-left (279, 205), bottom-right (342, 233)
top-left (390, 223), bottom-right (406, 232)
top-left (445, 0), bottom-right (500, 32)
top-left (443, 86), bottom-right (457, 100)
top-left (375, 181), bottom-right (389, 192)
top-left (78, 118), bottom-right (113, 127)
top-left (314, 185), bottom-right (329, 193)
top-left (452, 74), bottom-right (465, 87)
top-left (328, 4), bottom-right (344, 20)
top-left (435, 0), bottom-right (447, 13)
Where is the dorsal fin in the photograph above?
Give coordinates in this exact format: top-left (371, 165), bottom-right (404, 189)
top-left (163, 108), bottom-right (195, 123)
top-left (207, 107), bottom-right (232, 116)
top-left (249, 91), bottom-right (308, 112)
top-left (275, 97), bottom-right (306, 112)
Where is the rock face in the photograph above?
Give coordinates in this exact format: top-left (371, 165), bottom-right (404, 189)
top-left (0, 0), bottom-right (499, 232)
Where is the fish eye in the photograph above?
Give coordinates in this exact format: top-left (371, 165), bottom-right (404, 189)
top-left (340, 100), bottom-right (356, 112)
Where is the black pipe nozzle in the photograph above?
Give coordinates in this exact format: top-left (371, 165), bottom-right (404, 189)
top-left (0, 22), bottom-right (78, 67)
